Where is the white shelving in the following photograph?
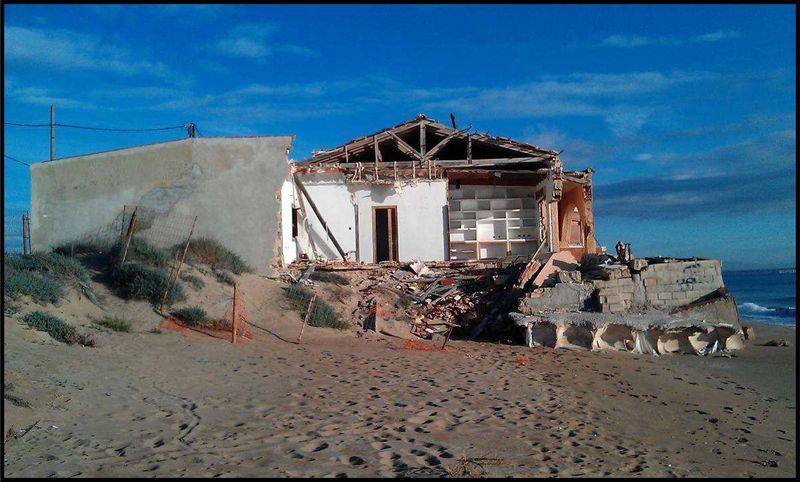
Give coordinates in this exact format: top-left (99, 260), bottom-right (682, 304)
top-left (448, 185), bottom-right (541, 260)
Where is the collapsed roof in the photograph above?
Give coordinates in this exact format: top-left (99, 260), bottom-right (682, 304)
top-left (301, 114), bottom-right (562, 172)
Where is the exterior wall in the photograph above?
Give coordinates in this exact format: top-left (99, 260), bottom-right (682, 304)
top-left (292, 173), bottom-right (448, 263)
top-left (30, 136), bottom-right (293, 275)
top-left (593, 259), bottom-right (725, 313)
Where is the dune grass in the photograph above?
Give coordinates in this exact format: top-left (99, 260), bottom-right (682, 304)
top-left (283, 286), bottom-right (348, 330)
top-left (214, 270), bottom-right (236, 286)
top-left (111, 262), bottom-right (185, 306)
top-left (22, 311), bottom-right (95, 346)
top-left (180, 238), bottom-right (251, 274)
top-left (110, 238), bottom-right (172, 268)
top-left (4, 252), bottom-right (89, 312)
top-left (97, 316), bottom-right (133, 333)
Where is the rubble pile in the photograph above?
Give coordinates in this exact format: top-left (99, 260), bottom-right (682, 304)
top-left (284, 244), bottom-right (751, 356)
top-left (356, 262), bottom-right (516, 339)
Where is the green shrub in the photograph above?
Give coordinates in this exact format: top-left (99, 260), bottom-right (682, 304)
top-left (309, 271), bottom-right (350, 285)
top-left (180, 273), bottom-right (205, 290)
top-left (282, 286), bottom-right (348, 330)
top-left (21, 311), bottom-right (95, 346)
top-left (110, 238), bottom-right (171, 268)
top-left (111, 262), bottom-right (185, 305)
top-left (5, 252), bottom-right (89, 283)
top-left (214, 270), bottom-right (236, 286)
top-left (181, 238), bottom-right (251, 274)
top-left (3, 296), bottom-right (22, 315)
top-left (4, 267), bottom-right (64, 306)
top-left (170, 306), bottom-right (209, 326)
top-left (97, 316), bottom-right (132, 333)
top-left (53, 241), bottom-right (105, 257)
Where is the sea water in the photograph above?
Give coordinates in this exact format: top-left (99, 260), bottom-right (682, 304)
top-left (723, 269), bottom-right (796, 327)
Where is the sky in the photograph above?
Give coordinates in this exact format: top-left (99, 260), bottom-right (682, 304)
top-left (3, 4), bottom-right (796, 270)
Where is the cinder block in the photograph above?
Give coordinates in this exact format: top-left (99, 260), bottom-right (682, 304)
top-left (643, 278), bottom-right (657, 287)
top-left (657, 292), bottom-right (673, 300)
top-left (608, 303), bottom-right (625, 312)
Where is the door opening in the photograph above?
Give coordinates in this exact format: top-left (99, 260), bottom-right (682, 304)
top-left (374, 206), bottom-right (398, 262)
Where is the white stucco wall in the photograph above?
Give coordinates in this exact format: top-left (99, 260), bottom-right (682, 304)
top-left (288, 173), bottom-right (448, 263)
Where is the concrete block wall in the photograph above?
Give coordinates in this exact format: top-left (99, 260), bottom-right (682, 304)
top-left (593, 260), bottom-right (724, 313)
top-left (592, 277), bottom-right (636, 313)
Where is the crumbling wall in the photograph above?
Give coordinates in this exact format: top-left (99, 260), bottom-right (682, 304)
top-left (30, 136), bottom-right (293, 275)
top-left (593, 260), bottom-right (725, 313)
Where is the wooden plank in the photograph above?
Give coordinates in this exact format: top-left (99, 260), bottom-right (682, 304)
top-left (387, 131), bottom-right (422, 161)
top-left (424, 128), bottom-right (470, 160)
top-left (420, 122), bottom-right (426, 157)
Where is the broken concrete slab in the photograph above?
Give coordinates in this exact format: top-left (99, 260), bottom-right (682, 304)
top-left (670, 287), bottom-right (742, 331)
top-left (531, 250), bottom-right (579, 288)
top-left (518, 282), bottom-right (594, 314)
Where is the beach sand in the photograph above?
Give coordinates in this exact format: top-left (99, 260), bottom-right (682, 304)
top-left (3, 274), bottom-right (796, 477)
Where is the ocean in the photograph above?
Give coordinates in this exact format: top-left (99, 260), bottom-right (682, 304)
top-left (723, 268), bottom-right (796, 327)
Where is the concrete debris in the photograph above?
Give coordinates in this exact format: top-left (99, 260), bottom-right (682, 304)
top-left (759, 339), bottom-right (789, 347)
top-left (511, 311), bottom-right (741, 356)
top-left (408, 260), bottom-right (430, 276)
top-left (284, 246), bottom-right (748, 359)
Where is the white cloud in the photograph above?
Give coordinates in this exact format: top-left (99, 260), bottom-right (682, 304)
top-left (601, 30), bottom-right (741, 48)
top-left (5, 83), bottom-right (97, 109)
top-left (603, 34), bottom-right (680, 48)
top-left (420, 71), bottom-right (715, 136)
top-left (214, 23), bottom-right (315, 61)
top-left (691, 30), bottom-right (741, 43)
top-left (634, 153), bottom-right (653, 161)
top-left (3, 25), bottom-right (176, 80)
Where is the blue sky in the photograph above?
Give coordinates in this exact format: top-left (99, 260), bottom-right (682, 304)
top-left (3, 4), bottom-right (796, 269)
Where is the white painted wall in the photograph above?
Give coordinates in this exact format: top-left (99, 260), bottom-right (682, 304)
top-left (280, 179), bottom-right (297, 265)
top-left (288, 173), bottom-right (448, 263)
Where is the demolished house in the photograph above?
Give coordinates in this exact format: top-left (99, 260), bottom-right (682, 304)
top-left (284, 114), bottom-right (748, 355)
top-left (27, 113), bottom-right (749, 356)
top-left (282, 114), bottom-right (597, 264)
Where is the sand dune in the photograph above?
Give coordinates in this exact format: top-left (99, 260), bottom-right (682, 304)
top-left (3, 274), bottom-right (796, 477)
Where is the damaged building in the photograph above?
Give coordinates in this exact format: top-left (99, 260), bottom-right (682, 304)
top-left (282, 114), bottom-right (597, 265)
top-left (27, 113), bottom-right (749, 355)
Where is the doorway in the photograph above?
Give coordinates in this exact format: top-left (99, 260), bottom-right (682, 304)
top-left (373, 206), bottom-right (398, 262)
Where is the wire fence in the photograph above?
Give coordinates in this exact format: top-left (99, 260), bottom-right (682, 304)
top-left (283, 284), bottom-right (346, 329)
top-left (53, 205), bottom-right (197, 259)
top-left (3, 207), bottom-right (28, 254)
top-left (120, 205), bottom-right (197, 252)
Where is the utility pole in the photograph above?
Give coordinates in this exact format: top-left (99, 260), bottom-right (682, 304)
top-left (50, 104), bottom-right (55, 161)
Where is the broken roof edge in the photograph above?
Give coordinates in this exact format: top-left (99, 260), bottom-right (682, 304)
top-left (301, 114), bottom-right (560, 164)
top-left (29, 135), bottom-right (296, 167)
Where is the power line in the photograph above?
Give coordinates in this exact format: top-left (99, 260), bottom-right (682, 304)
top-left (5, 121), bottom-right (187, 132)
top-left (4, 154), bottom-right (31, 167)
top-left (4, 122), bottom-right (51, 127)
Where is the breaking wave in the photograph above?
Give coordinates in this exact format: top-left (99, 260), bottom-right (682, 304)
top-left (738, 302), bottom-right (796, 325)
top-left (739, 302), bottom-right (776, 314)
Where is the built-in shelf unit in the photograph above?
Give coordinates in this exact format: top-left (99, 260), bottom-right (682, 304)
top-left (448, 185), bottom-right (540, 260)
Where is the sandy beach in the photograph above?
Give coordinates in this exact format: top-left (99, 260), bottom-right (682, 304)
top-left (3, 273), bottom-right (796, 477)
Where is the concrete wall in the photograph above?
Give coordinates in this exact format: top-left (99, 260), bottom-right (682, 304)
top-left (593, 259), bottom-right (724, 313)
top-left (290, 173), bottom-right (448, 263)
top-left (30, 136), bottom-right (293, 275)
